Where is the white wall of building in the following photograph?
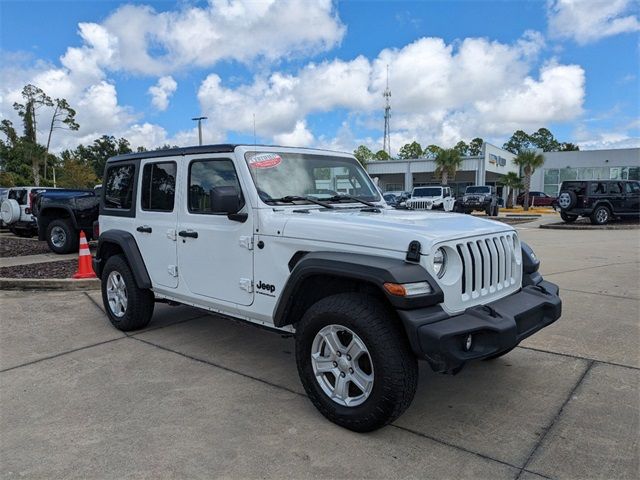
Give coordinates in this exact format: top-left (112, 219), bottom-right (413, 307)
top-left (530, 148), bottom-right (640, 195)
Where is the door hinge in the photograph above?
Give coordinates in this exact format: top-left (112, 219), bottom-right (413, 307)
top-left (168, 265), bottom-right (178, 277)
top-left (167, 229), bottom-right (177, 241)
top-left (239, 278), bottom-right (253, 293)
top-left (239, 235), bottom-right (254, 250)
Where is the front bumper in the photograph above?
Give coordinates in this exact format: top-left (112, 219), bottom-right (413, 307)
top-left (398, 280), bottom-right (561, 373)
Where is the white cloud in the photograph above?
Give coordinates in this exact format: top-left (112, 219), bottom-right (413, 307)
top-left (273, 120), bottom-right (315, 146)
top-left (148, 76), bottom-right (177, 111)
top-left (198, 32), bottom-right (585, 151)
top-left (98, 0), bottom-right (345, 75)
top-left (548, 0), bottom-right (640, 44)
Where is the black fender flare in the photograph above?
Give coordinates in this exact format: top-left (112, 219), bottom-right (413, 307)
top-left (272, 251), bottom-right (443, 328)
top-left (592, 200), bottom-right (615, 214)
top-left (95, 229), bottom-right (151, 289)
top-left (37, 205), bottom-right (79, 240)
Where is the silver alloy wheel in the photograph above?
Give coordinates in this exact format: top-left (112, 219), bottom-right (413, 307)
top-left (106, 270), bottom-right (128, 318)
top-left (50, 226), bottom-right (67, 249)
top-left (311, 324), bottom-right (374, 407)
top-left (558, 192), bottom-right (571, 209)
top-left (596, 207), bottom-right (608, 224)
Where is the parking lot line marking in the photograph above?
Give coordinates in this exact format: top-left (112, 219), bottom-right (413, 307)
top-left (518, 345), bottom-right (639, 371)
top-left (514, 360), bottom-right (595, 480)
top-left (556, 287), bottom-right (639, 301)
top-left (130, 334), bottom-right (559, 476)
top-left (130, 336), bottom-right (306, 398)
top-left (544, 260), bottom-right (639, 276)
top-left (0, 336), bottom-right (127, 374)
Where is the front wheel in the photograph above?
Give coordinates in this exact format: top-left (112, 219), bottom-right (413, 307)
top-left (101, 254), bottom-right (154, 331)
top-left (295, 293), bottom-right (418, 432)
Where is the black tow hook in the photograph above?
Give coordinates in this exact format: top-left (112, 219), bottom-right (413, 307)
top-left (481, 305), bottom-right (500, 318)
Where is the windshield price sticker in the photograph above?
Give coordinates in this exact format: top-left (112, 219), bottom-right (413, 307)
top-left (248, 153), bottom-right (282, 169)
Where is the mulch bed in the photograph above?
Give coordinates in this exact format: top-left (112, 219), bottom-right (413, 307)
top-left (541, 218), bottom-right (640, 230)
top-left (0, 259), bottom-right (78, 279)
top-left (0, 236), bottom-right (51, 258)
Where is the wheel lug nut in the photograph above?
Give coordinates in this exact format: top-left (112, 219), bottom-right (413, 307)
top-left (333, 361), bottom-right (337, 367)
top-left (336, 351), bottom-right (341, 357)
top-left (340, 372), bottom-right (345, 377)
top-left (346, 354), bottom-right (351, 361)
top-left (349, 368), bottom-right (354, 374)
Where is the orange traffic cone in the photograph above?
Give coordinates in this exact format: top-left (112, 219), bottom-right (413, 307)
top-left (73, 231), bottom-right (97, 279)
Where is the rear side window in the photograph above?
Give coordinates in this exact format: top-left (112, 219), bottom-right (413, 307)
top-left (104, 164), bottom-right (136, 210)
top-left (589, 182), bottom-right (607, 195)
top-left (609, 182), bottom-right (623, 194)
top-left (141, 162), bottom-right (176, 212)
top-left (188, 159), bottom-right (244, 214)
top-left (560, 182), bottom-right (587, 195)
top-left (8, 189), bottom-right (27, 204)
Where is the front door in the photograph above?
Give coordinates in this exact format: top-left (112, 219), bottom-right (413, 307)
top-left (623, 181), bottom-right (640, 214)
top-left (134, 158), bottom-right (179, 289)
top-left (177, 155), bottom-right (254, 306)
top-left (608, 182), bottom-right (625, 212)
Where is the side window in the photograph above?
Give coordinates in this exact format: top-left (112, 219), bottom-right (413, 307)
top-left (188, 159), bottom-right (244, 214)
top-left (589, 182), bottom-right (607, 195)
top-left (141, 162), bottom-right (176, 212)
top-left (609, 182), bottom-right (623, 194)
top-left (625, 182), bottom-right (640, 194)
top-left (9, 189), bottom-right (27, 204)
top-left (104, 164), bottom-right (136, 210)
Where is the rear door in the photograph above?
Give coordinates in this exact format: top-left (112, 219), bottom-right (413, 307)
top-left (177, 154), bottom-right (254, 306)
top-left (134, 158), bottom-right (179, 289)
top-left (623, 181), bottom-right (640, 214)
top-left (608, 182), bottom-right (625, 212)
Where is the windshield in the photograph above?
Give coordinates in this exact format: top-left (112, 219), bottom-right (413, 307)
top-left (413, 187), bottom-right (442, 197)
top-left (244, 151), bottom-right (380, 204)
top-left (466, 186), bottom-right (490, 194)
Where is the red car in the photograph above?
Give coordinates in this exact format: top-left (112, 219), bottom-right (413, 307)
top-left (517, 191), bottom-right (557, 207)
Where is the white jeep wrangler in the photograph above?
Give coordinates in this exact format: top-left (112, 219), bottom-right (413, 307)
top-left (93, 145), bottom-right (561, 432)
top-left (405, 186), bottom-right (455, 211)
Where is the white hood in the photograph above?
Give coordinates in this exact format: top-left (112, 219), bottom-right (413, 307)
top-left (280, 207), bottom-right (513, 254)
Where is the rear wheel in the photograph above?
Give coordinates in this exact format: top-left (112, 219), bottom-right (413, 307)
top-left (295, 293), bottom-right (418, 432)
top-left (101, 254), bottom-right (154, 331)
top-left (560, 211), bottom-right (578, 223)
top-left (590, 205), bottom-right (611, 225)
top-left (46, 219), bottom-right (78, 254)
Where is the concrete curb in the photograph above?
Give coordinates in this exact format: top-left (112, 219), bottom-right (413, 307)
top-left (540, 222), bottom-right (640, 230)
top-left (0, 277), bottom-right (100, 291)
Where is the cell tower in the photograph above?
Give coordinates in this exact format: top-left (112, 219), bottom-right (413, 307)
top-left (382, 65), bottom-right (392, 157)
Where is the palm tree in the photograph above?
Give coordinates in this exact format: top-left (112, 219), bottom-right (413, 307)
top-left (498, 172), bottom-right (523, 208)
top-left (513, 150), bottom-right (545, 211)
top-left (434, 148), bottom-right (462, 185)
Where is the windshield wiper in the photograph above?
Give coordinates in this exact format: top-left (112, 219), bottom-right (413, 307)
top-left (266, 195), bottom-right (335, 209)
top-left (325, 194), bottom-right (376, 207)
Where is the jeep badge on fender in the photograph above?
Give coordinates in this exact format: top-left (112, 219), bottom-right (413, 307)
top-left (93, 144), bottom-right (562, 433)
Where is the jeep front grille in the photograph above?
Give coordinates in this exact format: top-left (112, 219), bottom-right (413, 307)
top-left (455, 233), bottom-right (519, 300)
top-left (407, 200), bottom-right (433, 210)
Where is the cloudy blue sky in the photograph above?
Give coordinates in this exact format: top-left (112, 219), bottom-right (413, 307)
top-left (1, 0), bottom-right (638, 154)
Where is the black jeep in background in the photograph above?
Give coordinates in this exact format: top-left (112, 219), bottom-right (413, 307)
top-left (457, 185), bottom-right (500, 216)
top-left (557, 180), bottom-right (640, 225)
top-left (33, 189), bottom-right (100, 253)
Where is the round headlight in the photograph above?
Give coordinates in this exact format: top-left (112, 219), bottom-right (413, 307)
top-left (433, 248), bottom-right (447, 278)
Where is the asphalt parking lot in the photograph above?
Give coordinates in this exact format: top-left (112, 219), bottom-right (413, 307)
top-left (1, 225), bottom-right (638, 479)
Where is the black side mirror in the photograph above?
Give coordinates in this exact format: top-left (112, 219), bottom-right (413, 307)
top-left (210, 186), bottom-right (247, 222)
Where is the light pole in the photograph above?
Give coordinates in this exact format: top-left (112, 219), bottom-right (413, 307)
top-left (191, 116), bottom-right (208, 146)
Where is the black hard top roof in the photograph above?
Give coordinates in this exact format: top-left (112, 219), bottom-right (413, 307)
top-left (107, 144), bottom-right (347, 163)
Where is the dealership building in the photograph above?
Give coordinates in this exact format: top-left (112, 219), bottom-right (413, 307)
top-left (366, 144), bottom-right (640, 199)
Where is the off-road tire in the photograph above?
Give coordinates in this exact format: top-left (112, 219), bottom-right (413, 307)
top-left (46, 219), bottom-right (79, 254)
top-left (560, 212), bottom-right (578, 223)
top-left (295, 293), bottom-right (418, 432)
top-left (590, 205), bottom-right (611, 225)
top-left (101, 254), bottom-right (154, 331)
top-left (492, 205), bottom-right (499, 217)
